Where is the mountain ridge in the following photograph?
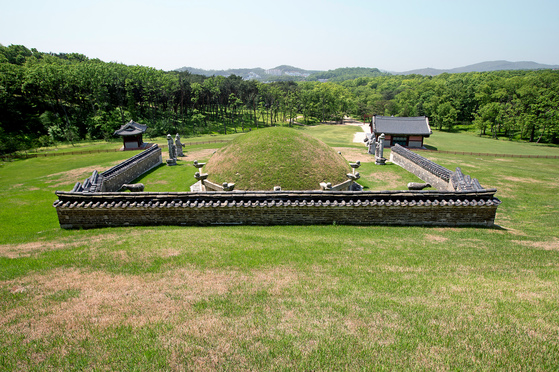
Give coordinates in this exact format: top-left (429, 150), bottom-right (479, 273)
top-left (394, 60), bottom-right (559, 76)
top-left (175, 61), bottom-right (558, 80)
top-left (175, 65), bottom-right (321, 81)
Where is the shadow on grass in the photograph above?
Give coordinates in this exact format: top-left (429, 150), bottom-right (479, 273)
top-left (133, 163), bottom-right (166, 183)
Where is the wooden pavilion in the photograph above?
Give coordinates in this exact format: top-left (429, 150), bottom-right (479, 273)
top-left (370, 116), bottom-right (432, 148)
top-left (114, 120), bottom-right (148, 150)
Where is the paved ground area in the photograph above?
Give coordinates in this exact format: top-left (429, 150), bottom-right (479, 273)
top-left (344, 119), bottom-right (371, 143)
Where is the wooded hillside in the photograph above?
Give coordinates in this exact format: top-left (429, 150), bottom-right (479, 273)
top-left (1, 44), bottom-right (558, 154)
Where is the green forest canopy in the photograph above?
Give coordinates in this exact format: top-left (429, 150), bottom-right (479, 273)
top-left (1, 44), bottom-right (558, 154)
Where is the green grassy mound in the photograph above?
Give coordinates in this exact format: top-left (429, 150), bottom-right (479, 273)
top-left (205, 127), bottom-right (350, 190)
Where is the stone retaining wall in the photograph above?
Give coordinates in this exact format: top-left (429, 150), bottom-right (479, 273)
top-left (390, 144), bottom-right (452, 190)
top-left (100, 145), bottom-right (162, 192)
top-left (390, 144), bottom-right (487, 192)
top-left (54, 142), bottom-right (501, 229)
top-left (54, 189), bottom-right (500, 229)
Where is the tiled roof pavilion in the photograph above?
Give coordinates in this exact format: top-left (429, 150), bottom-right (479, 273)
top-left (114, 120), bottom-right (148, 137)
top-left (371, 116), bottom-right (432, 148)
top-left (372, 116), bottom-right (432, 136)
top-left (114, 120), bottom-right (148, 150)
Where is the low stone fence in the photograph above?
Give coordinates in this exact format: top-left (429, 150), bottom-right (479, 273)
top-left (54, 189), bottom-right (500, 229)
top-left (390, 144), bottom-right (452, 190)
top-left (390, 144), bottom-right (485, 192)
top-left (99, 145), bottom-right (162, 192)
top-left (54, 142), bottom-right (501, 229)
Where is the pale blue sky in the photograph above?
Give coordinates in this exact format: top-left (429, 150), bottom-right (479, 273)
top-left (1, 0), bottom-right (558, 72)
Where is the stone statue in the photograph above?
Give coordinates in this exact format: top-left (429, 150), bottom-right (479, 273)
top-left (407, 182), bottom-right (431, 190)
top-left (175, 133), bottom-right (184, 157)
top-left (375, 133), bottom-right (386, 165)
top-left (365, 135), bottom-right (376, 155)
top-left (167, 134), bottom-right (176, 159)
top-left (166, 134), bottom-right (177, 166)
top-left (119, 183), bottom-right (145, 192)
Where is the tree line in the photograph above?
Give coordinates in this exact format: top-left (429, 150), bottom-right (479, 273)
top-left (345, 70), bottom-right (559, 143)
top-left (1, 44), bottom-right (558, 154)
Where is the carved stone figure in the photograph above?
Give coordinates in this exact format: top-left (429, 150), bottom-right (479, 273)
top-left (119, 183), bottom-right (145, 192)
top-left (375, 133), bottom-right (386, 165)
top-left (166, 134), bottom-right (177, 165)
top-left (167, 134), bottom-right (176, 159)
top-left (365, 135), bottom-right (376, 155)
top-left (407, 182), bottom-right (431, 190)
top-left (175, 133), bottom-right (184, 157)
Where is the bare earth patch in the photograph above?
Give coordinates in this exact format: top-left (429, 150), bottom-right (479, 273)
top-left (424, 234), bottom-right (449, 243)
top-left (42, 162), bottom-right (122, 188)
top-left (0, 234), bottom-right (120, 258)
top-left (502, 176), bottom-right (547, 185)
top-left (513, 238), bottom-right (559, 251)
top-left (333, 147), bottom-right (374, 163)
top-left (0, 266), bottom-right (301, 341)
top-left (181, 148), bottom-right (218, 162)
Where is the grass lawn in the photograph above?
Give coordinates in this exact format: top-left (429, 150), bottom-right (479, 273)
top-left (426, 130), bottom-right (559, 156)
top-left (0, 126), bottom-right (558, 370)
top-left (24, 132), bottom-right (245, 156)
top-left (296, 123), bottom-right (364, 149)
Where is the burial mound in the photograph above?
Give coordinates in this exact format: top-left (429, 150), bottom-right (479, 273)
top-left (205, 127), bottom-right (350, 190)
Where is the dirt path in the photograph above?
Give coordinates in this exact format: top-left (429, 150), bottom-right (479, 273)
top-left (343, 118), bottom-right (371, 144)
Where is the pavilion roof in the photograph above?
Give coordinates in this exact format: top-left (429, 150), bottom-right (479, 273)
top-left (372, 116), bottom-right (431, 136)
top-left (114, 120), bottom-right (148, 136)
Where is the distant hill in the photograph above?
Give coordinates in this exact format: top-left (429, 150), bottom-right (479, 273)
top-left (175, 65), bottom-right (321, 82)
top-left (307, 67), bottom-right (388, 82)
top-left (176, 61), bottom-right (558, 81)
top-left (396, 61), bottom-right (559, 76)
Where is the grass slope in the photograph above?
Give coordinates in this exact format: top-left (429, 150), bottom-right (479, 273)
top-left (205, 127), bottom-right (350, 190)
top-left (0, 127), bottom-right (558, 370)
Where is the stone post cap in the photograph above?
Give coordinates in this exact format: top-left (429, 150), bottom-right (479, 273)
top-left (193, 160), bottom-right (206, 169)
top-left (194, 172), bottom-right (208, 181)
top-left (350, 161), bottom-right (361, 169)
top-left (222, 182), bottom-right (235, 191)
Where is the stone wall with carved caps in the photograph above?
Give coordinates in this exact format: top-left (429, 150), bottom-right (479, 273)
top-left (100, 145), bottom-right (162, 192)
top-left (389, 144), bottom-right (454, 191)
top-left (53, 142), bottom-right (501, 229)
top-left (54, 189), bottom-right (501, 229)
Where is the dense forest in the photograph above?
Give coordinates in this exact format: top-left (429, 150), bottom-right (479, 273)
top-left (1, 44), bottom-right (558, 154)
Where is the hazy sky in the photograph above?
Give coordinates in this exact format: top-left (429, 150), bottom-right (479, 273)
top-left (2, 0), bottom-right (558, 72)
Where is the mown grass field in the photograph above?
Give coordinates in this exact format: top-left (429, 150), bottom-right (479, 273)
top-left (0, 125), bottom-right (558, 370)
top-left (24, 132), bottom-right (245, 156)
